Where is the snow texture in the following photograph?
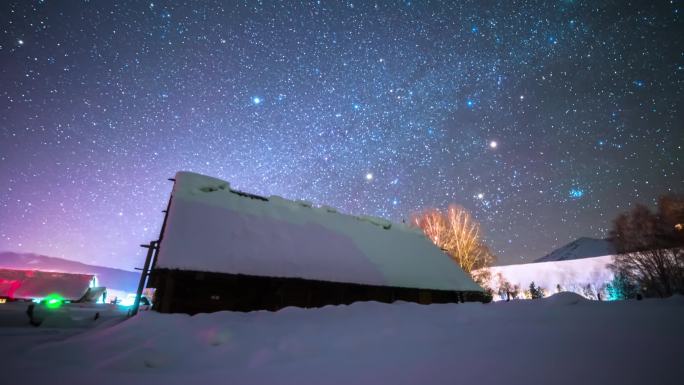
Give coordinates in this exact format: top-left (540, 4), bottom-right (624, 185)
top-left (1, 297), bottom-right (683, 385)
top-left (156, 172), bottom-right (481, 292)
top-left (0, 301), bottom-right (129, 328)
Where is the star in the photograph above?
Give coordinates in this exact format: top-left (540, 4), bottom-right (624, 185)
top-left (569, 188), bottom-right (585, 199)
top-left (0, 0), bottom-right (679, 269)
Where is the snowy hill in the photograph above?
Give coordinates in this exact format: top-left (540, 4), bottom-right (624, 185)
top-left (0, 251), bottom-right (139, 294)
top-left (483, 238), bottom-right (618, 300)
top-left (1, 296), bottom-right (683, 385)
top-left (534, 237), bottom-right (615, 262)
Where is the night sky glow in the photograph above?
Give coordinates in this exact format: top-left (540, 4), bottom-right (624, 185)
top-left (1, 1), bottom-right (682, 269)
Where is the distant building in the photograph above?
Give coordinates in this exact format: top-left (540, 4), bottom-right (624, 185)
top-left (147, 172), bottom-right (485, 314)
top-left (0, 268), bottom-right (98, 302)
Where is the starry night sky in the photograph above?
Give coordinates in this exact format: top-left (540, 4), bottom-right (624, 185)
top-left (1, 0), bottom-right (682, 270)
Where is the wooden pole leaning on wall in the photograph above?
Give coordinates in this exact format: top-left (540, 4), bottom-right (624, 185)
top-left (130, 177), bottom-right (175, 316)
top-left (130, 240), bottom-right (158, 316)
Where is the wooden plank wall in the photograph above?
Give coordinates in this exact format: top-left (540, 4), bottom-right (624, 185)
top-left (149, 269), bottom-right (489, 314)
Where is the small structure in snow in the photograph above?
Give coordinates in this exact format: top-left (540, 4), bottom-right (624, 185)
top-left (146, 172), bottom-right (484, 313)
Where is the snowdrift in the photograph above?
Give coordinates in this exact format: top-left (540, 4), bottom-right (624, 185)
top-left (2, 298), bottom-right (683, 385)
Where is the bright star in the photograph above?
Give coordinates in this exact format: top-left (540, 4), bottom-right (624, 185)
top-left (252, 96), bottom-right (261, 105)
top-left (476, 193), bottom-right (484, 199)
top-left (466, 99), bottom-right (475, 108)
top-left (365, 172), bottom-right (373, 181)
top-left (489, 141), bottom-right (498, 149)
top-left (17, 39), bottom-right (24, 46)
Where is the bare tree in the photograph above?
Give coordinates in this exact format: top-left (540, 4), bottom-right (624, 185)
top-left (413, 208), bottom-right (451, 250)
top-left (445, 206), bottom-right (495, 272)
top-left (494, 272), bottom-right (514, 301)
top-left (412, 205), bottom-right (496, 284)
top-left (609, 195), bottom-right (684, 297)
top-left (582, 284), bottom-right (597, 300)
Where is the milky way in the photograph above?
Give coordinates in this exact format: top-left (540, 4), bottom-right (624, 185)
top-left (1, 1), bottom-right (682, 269)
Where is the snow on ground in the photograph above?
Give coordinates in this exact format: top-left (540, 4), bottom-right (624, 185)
top-left (2, 295), bottom-right (683, 385)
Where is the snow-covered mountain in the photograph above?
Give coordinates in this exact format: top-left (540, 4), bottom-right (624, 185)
top-left (534, 237), bottom-right (615, 263)
top-left (482, 237), bottom-right (617, 300)
top-left (0, 251), bottom-right (139, 293)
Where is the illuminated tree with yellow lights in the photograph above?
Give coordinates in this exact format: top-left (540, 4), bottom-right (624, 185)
top-left (412, 205), bottom-right (495, 284)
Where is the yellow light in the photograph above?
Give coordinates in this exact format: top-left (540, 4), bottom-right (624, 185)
top-left (675, 223), bottom-right (683, 231)
top-left (0, 298), bottom-right (6, 304)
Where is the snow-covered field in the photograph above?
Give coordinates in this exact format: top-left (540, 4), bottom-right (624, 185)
top-left (2, 294), bottom-right (683, 385)
top-left (487, 255), bottom-right (614, 299)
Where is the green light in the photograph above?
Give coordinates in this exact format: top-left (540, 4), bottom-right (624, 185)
top-left (43, 293), bottom-right (64, 309)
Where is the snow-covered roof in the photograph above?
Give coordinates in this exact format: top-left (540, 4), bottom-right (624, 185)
top-left (155, 172), bottom-right (482, 292)
top-left (0, 268), bottom-right (95, 300)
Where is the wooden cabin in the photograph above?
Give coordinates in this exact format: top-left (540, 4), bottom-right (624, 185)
top-left (147, 172), bottom-right (486, 314)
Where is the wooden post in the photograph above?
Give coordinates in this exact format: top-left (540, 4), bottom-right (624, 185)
top-left (130, 241), bottom-right (157, 316)
top-left (132, 176), bottom-right (176, 315)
